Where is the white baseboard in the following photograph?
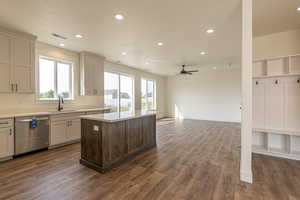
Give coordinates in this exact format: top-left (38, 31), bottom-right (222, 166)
top-left (240, 170), bottom-right (253, 183)
top-left (252, 149), bottom-right (300, 161)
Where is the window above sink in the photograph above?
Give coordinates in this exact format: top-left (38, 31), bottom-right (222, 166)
top-left (38, 56), bottom-right (74, 101)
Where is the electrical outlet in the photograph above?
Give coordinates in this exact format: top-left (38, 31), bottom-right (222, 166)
top-left (93, 125), bottom-right (99, 131)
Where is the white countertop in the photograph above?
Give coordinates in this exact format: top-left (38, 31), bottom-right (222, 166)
top-left (0, 107), bottom-right (111, 119)
top-left (81, 110), bottom-right (156, 123)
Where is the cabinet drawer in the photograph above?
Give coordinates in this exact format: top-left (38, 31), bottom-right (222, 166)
top-left (0, 118), bottom-right (13, 128)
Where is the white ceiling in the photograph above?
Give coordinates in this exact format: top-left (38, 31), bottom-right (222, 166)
top-left (253, 0), bottom-right (300, 37)
top-left (0, 0), bottom-right (242, 76)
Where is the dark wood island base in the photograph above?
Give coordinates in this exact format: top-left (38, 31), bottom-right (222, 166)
top-left (80, 112), bottom-right (156, 173)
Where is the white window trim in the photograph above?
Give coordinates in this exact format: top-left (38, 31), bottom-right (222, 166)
top-left (141, 78), bottom-right (156, 111)
top-left (36, 56), bottom-right (74, 102)
top-left (104, 71), bottom-right (135, 112)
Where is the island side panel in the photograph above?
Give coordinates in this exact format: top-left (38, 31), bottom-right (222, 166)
top-left (102, 121), bottom-right (126, 168)
top-left (142, 115), bottom-right (157, 148)
top-left (126, 118), bottom-right (144, 155)
top-left (81, 119), bottom-right (103, 167)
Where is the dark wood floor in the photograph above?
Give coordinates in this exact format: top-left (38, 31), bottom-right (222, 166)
top-left (1, 120), bottom-right (300, 200)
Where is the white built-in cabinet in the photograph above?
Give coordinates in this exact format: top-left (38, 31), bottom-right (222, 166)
top-left (253, 55), bottom-right (300, 160)
top-left (50, 113), bottom-right (84, 147)
top-left (0, 118), bottom-right (14, 161)
top-left (80, 51), bottom-right (105, 96)
top-left (0, 27), bottom-right (36, 93)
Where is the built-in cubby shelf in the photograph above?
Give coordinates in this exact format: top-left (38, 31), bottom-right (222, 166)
top-left (253, 54), bottom-right (300, 160)
top-left (253, 131), bottom-right (300, 160)
top-left (253, 54), bottom-right (300, 79)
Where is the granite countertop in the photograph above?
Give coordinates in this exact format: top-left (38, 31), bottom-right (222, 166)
top-left (0, 107), bottom-right (111, 119)
top-left (81, 110), bottom-right (156, 123)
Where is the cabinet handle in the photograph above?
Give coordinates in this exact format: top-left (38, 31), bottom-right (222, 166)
top-left (67, 121), bottom-right (69, 127)
top-left (11, 84), bottom-right (14, 92)
top-left (0, 122), bottom-right (9, 125)
top-left (10, 129), bottom-right (12, 135)
top-left (16, 84), bottom-right (18, 92)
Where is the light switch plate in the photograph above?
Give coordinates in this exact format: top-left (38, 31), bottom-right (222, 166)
top-left (93, 125), bottom-right (99, 131)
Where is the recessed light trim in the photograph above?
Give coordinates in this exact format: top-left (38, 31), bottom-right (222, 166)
top-left (157, 42), bottom-right (164, 46)
top-left (115, 14), bottom-right (124, 20)
top-left (59, 43), bottom-right (65, 47)
top-left (297, 7), bottom-right (300, 11)
top-left (121, 52), bottom-right (127, 56)
top-left (75, 34), bottom-right (83, 38)
top-left (206, 29), bottom-right (214, 34)
top-left (200, 51), bottom-right (206, 55)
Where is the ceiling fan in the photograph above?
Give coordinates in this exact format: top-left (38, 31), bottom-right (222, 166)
top-left (179, 65), bottom-right (199, 75)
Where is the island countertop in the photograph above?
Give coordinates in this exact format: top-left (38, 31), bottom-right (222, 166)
top-left (80, 110), bottom-right (156, 123)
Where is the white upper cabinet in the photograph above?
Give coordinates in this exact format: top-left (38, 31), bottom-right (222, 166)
top-left (0, 27), bottom-right (36, 93)
top-left (0, 34), bottom-right (12, 92)
top-left (80, 51), bottom-right (105, 96)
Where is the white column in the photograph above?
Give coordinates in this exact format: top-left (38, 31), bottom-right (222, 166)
top-left (240, 0), bottom-right (253, 183)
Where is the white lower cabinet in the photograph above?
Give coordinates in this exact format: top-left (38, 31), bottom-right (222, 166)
top-left (66, 119), bottom-right (81, 141)
top-left (50, 120), bottom-right (68, 146)
top-left (0, 119), bottom-right (14, 160)
top-left (50, 113), bottom-right (84, 147)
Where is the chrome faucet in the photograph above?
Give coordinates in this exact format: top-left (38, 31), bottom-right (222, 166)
top-left (58, 95), bottom-right (64, 111)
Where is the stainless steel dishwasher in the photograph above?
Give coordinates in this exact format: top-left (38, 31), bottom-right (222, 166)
top-left (15, 116), bottom-right (49, 155)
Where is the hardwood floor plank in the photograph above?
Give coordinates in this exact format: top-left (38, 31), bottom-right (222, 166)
top-left (1, 119), bottom-right (300, 200)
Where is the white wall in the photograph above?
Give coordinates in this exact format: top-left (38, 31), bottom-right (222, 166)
top-left (0, 42), bottom-right (167, 118)
top-left (166, 67), bottom-right (241, 122)
top-left (253, 29), bottom-right (300, 60)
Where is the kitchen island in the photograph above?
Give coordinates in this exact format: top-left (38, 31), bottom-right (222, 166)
top-left (80, 110), bottom-right (156, 173)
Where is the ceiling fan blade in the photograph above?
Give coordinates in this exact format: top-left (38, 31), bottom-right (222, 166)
top-left (186, 70), bottom-right (198, 73)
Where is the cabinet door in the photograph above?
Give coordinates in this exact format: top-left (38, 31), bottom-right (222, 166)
top-left (253, 79), bottom-right (265, 129)
top-left (285, 77), bottom-right (300, 131)
top-left (67, 119), bottom-right (81, 141)
top-left (0, 34), bottom-right (12, 93)
top-left (126, 118), bottom-right (143, 154)
top-left (0, 128), bottom-right (13, 158)
top-left (81, 120), bottom-right (102, 165)
top-left (265, 78), bottom-right (285, 130)
top-left (102, 121), bottom-right (126, 167)
top-left (50, 120), bottom-right (67, 146)
top-left (11, 38), bottom-right (35, 93)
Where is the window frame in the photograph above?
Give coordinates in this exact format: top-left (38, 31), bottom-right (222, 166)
top-left (141, 78), bottom-right (156, 111)
top-left (37, 56), bottom-right (74, 101)
top-left (104, 71), bottom-right (135, 112)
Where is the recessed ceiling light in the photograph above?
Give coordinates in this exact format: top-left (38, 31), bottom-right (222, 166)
top-left (121, 52), bottom-right (127, 56)
top-left (75, 34), bottom-right (83, 38)
top-left (157, 42), bottom-right (164, 46)
top-left (200, 51), bottom-right (206, 55)
top-left (206, 29), bottom-right (214, 34)
top-left (297, 7), bottom-right (300, 11)
top-left (59, 43), bottom-right (65, 47)
top-left (213, 67), bottom-right (217, 70)
top-left (145, 61), bottom-right (149, 65)
top-left (115, 14), bottom-right (124, 20)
